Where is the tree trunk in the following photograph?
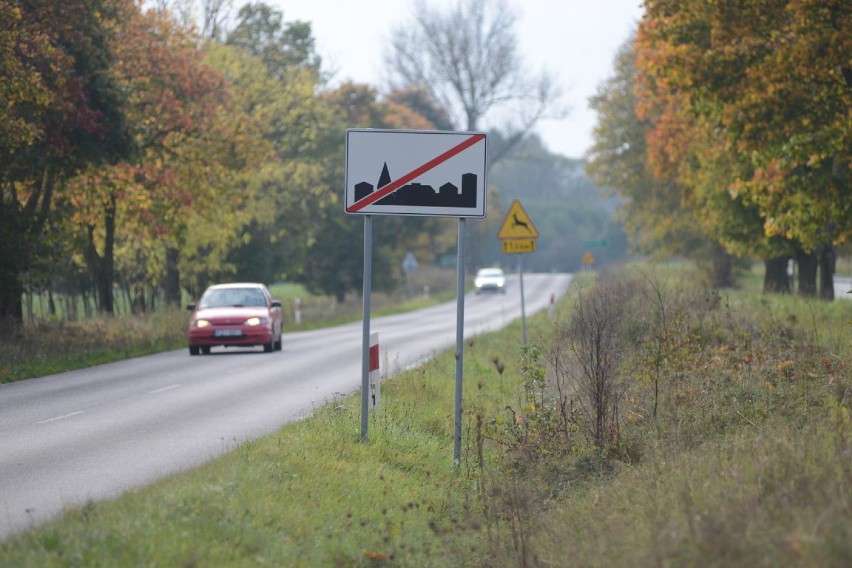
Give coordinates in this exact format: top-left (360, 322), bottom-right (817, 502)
top-left (819, 243), bottom-right (836, 301)
top-left (131, 284), bottom-right (147, 314)
top-left (764, 257), bottom-right (791, 293)
top-left (83, 192), bottom-right (117, 315)
top-left (101, 194), bottom-right (116, 314)
top-left (796, 248), bottom-right (818, 297)
top-left (710, 243), bottom-right (736, 288)
top-left (0, 280), bottom-right (24, 323)
top-left (0, 208), bottom-right (26, 324)
top-left (164, 247), bottom-right (181, 306)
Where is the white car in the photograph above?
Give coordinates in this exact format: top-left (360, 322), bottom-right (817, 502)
top-left (474, 268), bottom-right (506, 294)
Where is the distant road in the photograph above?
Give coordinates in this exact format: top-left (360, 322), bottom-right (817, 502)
top-left (0, 272), bottom-right (572, 540)
top-left (836, 276), bottom-right (851, 299)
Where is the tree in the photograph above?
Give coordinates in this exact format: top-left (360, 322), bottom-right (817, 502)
top-left (384, 0), bottom-right (562, 163)
top-left (384, 86), bottom-right (455, 132)
top-left (637, 0), bottom-right (851, 298)
top-left (0, 0), bottom-right (131, 321)
top-left (223, 5), bottom-right (438, 302)
top-left (226, 2), bottom-right (321, 77)
top-left (587, 37), bottom-right (746, 287)
top-left (63, 3), bottom-right (270, 313)
top-left (217, 3), bottom-right (340, 291)
top-left (207, 41), bottom-right (329, 289)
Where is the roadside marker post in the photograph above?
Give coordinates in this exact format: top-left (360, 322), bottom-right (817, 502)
top-left (345, 129), bottom-right (487, 465)
top-left (369, 332), bottom-right (381, 411)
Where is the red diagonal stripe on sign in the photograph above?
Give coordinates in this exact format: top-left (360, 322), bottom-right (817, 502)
top-left (347, 133), bottom-right (485, 212)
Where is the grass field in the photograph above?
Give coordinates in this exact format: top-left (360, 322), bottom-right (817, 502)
top-left (1, 263), bottom-right (849, 566)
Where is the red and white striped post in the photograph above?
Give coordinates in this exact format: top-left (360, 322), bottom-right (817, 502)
top-left (368, 332), bottom-right (381, 411)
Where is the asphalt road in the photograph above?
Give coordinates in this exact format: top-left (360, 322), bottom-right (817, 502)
top-left (835, 276), bottom-right (852, 299)
top-left (0, 272), bottom-right (572, 540)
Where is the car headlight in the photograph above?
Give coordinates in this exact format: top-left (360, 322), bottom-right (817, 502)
top-left (194, 319), bottom-right (211, 328)
top-left (244, 316), bottom-right (269, 326)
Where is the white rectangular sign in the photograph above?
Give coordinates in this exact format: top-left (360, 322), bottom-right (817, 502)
top-left (344, 129), bottom-right (487, 217)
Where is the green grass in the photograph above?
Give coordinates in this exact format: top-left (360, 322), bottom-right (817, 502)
top-left (1, 263), bottom-right (849, 566)
top-left (267, 282), bottom-right (310, 299)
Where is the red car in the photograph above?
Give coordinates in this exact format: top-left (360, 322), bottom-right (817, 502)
top-left (186, 283), bottom-right (283, 355)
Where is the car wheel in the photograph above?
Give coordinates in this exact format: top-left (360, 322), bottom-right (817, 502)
top-left (274, 335), bottom-right (282, 351)
top-left (201, 346), bottom-right (211, 355)
top-left (263, 340), bottom-right (274, 353)
top-left (189, 346), bottom-right (200, 356)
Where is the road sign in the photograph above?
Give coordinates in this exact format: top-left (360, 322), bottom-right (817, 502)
top-left (583, 251), bottom-right (595, 265)
top-left (583, 239), bottom-right (608, 249)
top-left (497, 200), bottom-right (539, 240)
top-left (345, 129), bottom-right (487, 217)
top-left (402, 251), bottom-right (418, 275)
top-left (502, 239), bottom-right (536, 254)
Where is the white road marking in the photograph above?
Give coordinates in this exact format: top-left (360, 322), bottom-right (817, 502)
top-left (38, 411), bottom-right (83, 424)
top-left (148, 384), bottom-right (180, 395)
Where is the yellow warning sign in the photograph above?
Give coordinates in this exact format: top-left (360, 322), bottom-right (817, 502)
top-left (582, 251), bottom-right (595, 265)
top-left (497, 200), bottom-right (539, 240)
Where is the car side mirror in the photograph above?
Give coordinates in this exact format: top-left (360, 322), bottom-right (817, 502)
top-left (271, 300), bottom-right (282, 308)
top-left (186, 303), bottom-right (196, 311)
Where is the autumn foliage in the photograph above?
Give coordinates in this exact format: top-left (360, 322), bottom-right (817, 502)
top-left (590, 0), bottom-right (850, 295)
top-left (1, 0), bottom-right (453, 321)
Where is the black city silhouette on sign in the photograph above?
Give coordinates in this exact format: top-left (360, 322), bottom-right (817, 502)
top-left (354, 162), bottom-right (478, 208)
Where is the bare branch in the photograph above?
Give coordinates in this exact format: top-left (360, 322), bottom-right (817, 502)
top-left (384, 0), bottom-right (564, 151)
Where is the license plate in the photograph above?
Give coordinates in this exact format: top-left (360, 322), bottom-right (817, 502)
top-left (214, 329), bottom-right (242, 337)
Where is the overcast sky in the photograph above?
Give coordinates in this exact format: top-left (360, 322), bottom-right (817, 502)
top-left (272, 0), bottom-right (644, 159)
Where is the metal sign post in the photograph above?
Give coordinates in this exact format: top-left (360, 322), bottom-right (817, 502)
top-left (519, 254), bottom-right (527, 344)
top-left (453, 218), bottom-right (466, 466)
top-left (345, 129), bottom-right (487, 460)
top-left (360, 216), bottom-right (372, 442)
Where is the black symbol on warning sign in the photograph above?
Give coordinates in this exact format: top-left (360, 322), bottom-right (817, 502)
top-left (512, 213), bottom-right (533, 233)
top-left (354, 162), bottom-right (478, 208)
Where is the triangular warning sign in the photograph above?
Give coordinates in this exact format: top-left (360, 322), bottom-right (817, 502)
top-left (497, 200), bottom-right (539, 239)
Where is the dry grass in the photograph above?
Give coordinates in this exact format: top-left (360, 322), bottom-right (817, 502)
top-left (474, 265), bottom-right (851, 566)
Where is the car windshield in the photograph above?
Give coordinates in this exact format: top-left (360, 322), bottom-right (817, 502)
top-left (478, 269), bottom-right (503, 278)
top-left (200, 288), bottom-right (266, 308)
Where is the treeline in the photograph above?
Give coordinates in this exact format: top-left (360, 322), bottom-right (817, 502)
top-left (587, 0), bottom-right (850, 297)
top-left (1, 0), bottom-right (637, 324)
top-left (0, 0), bottom-right (482, 320)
